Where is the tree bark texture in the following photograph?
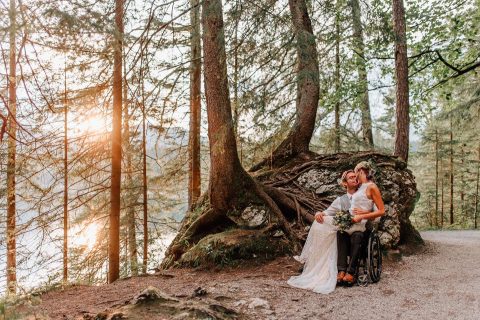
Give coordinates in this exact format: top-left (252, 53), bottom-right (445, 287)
top-left (202, 0), bottom-right (248, 210)
top-left (109, 0), bottom-right (123, 283)
top-left (441, 161), bottom-right (444, 228)
top-left (351, 0), bottom-right (374, 148)
top-left (475, 142), bottom-right (479, 229)
top-left (255, 0), bottom-right (319, 169)
top-left (334, 1), bottom-right (341, 153)
top-left (449, 116), bottom-right (454, 224)
top-left (123, 68), bottom-right (138, 276)
top-left (188, 0), bottom-right (202, 209)
top-left (434, 129), bottom-right (439, 227)
top-left (233, 0), bottom-right (242, 162)
top-left (7, 0), bottom-right (17, 295)
top-left (141, 78), bottom-right (148, 274)
top-left (460, 147), bottom-right (464, 215)
top-left (63, 62), bottom-right (69, 284)
top-left (392, 0), bottom-right (410, 163)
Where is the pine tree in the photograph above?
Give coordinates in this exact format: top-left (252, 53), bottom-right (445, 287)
top-left (6, 0), bottom-right (17, 296)
top-left (392, 0), bottom-right (410, 163)
top-left (109, 0), bottom-right (124, 283)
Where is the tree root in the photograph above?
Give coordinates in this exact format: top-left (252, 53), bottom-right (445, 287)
top-left (262, 185), bottom-right (314, 224)
top-left (162, 181), bottom-right (309, 269)
top-left (253, 181), bottom-right (302, 252)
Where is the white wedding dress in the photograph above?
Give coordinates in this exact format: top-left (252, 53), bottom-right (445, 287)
top-left (287, 183), bottom-right (374, 294)
top-left (287, 216), bottom-right (339, 294)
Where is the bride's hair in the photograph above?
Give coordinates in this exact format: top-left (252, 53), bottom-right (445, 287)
top-left (354, 161), bottom-right (374, 180)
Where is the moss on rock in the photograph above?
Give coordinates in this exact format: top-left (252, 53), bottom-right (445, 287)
top-left (178, 228), bottom-right (293, 268)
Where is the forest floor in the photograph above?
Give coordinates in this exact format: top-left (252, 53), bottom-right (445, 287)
top-left (16, 230), bottom-right (480, 319)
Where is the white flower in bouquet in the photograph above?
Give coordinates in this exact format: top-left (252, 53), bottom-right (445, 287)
top-left (332, 210), bottom-right (353, 232)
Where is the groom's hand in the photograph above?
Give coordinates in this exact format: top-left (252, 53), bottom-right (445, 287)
top-left (315, 212), bottom-right (325, 223)
top-left (352, 208), bottom-right (369, 215)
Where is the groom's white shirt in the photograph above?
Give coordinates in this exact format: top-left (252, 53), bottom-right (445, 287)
top-left (323, 194), bottom-right (353, 216)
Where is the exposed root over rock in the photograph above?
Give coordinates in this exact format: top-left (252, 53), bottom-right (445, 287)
top-left (162, 151), bottom-right (422, 269)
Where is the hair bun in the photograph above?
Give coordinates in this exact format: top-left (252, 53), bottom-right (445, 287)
top-left (354, 161), bottom-right (371, 172)
top-left (354, 161), bottom-right (376, 180)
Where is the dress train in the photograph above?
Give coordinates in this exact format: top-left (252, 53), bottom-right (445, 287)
top-left (287, 216), bottom-right (338, 294)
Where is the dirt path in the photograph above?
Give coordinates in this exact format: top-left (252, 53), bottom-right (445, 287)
top-left (35, 230), bottom-right (479, 320)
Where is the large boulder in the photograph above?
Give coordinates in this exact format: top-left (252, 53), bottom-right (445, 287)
top-left (256, 151), bottom-right (422, 249)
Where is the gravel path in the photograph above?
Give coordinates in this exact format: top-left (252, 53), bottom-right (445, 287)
top-left (278, 230), bottom-right (480, 320)
top-left (36, 230), bottom-right (480, 320)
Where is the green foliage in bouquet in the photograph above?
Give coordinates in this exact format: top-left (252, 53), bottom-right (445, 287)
top-left (333, 210), bottom-right (353, 232)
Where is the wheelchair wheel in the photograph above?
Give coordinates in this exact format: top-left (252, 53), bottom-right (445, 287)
top-left (367, 232), bottom-right (382, 283)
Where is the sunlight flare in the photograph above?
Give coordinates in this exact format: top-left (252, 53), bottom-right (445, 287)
top-left (74, 114), bottom-right (106, 135)
top-left (71, 222), bottom-right (100, 251)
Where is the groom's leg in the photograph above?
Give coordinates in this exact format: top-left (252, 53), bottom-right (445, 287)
top-left (347, 231), bottom-right (364, 274)
top-left (337, 231), bottom-right (349, 272)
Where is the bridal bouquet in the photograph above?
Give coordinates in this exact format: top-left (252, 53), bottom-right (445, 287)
top-left (333, 210), bottom-right (353, 232)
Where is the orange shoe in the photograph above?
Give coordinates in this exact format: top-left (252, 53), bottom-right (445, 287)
top-left (343, 273), bottom-right (356, 285)
top-left (337, 271), bottom-right (346, 283)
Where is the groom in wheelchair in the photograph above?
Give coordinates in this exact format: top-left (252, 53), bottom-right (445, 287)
top-left (315, 166), bottom-right (384, 286)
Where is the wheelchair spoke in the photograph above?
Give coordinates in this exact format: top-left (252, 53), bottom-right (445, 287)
top-left (366, 233), bottom-right (382, 283)
top-left (358, 274), bottom-right (369, 287)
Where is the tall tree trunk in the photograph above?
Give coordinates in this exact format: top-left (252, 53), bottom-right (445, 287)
top-left (188, 0), bottom-right (202, 209)
top-left (109, 0), bottom-right (124, 283)
top-left (441, 161), bottom-right (444, 228)
top-left (232, 0), bottom-right (240, 135)
top-left (123, 61), bottom-right (138, 276)
top-left (6, 0), bottom-right (17, 295)
top-left (449, 115), bottom-right (454, 224)
top-left (233, 0), bottom-right (242, 162)
top-left (434, 129), bottom-right (439, 227)
top-left (63, 60), bottom-right (68, 284)
top-left (203, 0), bottom-right (247, 209)
top-left (476, 108), bottom-right (480, 229)
top-left (199, 0), bottom-right (292, 234)
top-left (475, 142), bottom-right (479, 229)
top-left (280, 0), bottom-right (319, 155)
top-left (426, 197), bottom-right (433, 227)
top-left (392, 0), bottom-right (410, 163)
top-left (351, 0), bottom-right (374, 148)
top-left (253, 0), bottom-right (319, 169)
top-left (141, 74), bottom-right (148, 274)
top-left (334, 0), bottom-right (341, 153)
top-left (460, 146), bottom-right (464, 217)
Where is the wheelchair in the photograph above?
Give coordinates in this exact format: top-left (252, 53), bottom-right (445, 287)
top-left (355, 224), bottom-right (382, 286)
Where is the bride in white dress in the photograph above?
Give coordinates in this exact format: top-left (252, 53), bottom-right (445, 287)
top-left (287, 162), bottom-right (385, 294)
